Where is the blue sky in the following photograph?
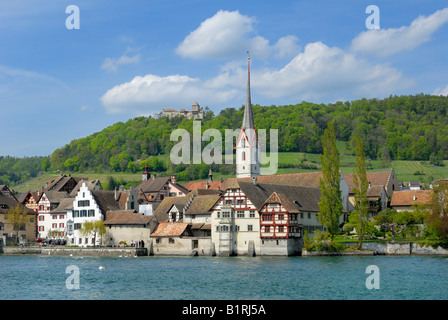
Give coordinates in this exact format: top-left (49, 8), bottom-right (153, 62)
top-left (1, 0), bottom-right (447, 157)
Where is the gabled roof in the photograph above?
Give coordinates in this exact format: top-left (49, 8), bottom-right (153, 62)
top-left (0, 194), bottom-right (37, 215)
top-left (41, 191), bottom-right (71, 204)
top-left (237, 181), bottom-right (321, 212)
top-left (69, 179), bottom-right (102, 197)
top-left (184, 194), bottom-right (221, 215)
top-left (43, 175), bottom-right (82, 193)
top-left (91, 190), bottom-right (121, 213)
top-left (169, 181), bottom-right (190, 195)
top-left (344, 171), bottom-right (392, 194)
top-left (366, 185), bottom-right (386, 199)
top-left (50, 198), bottom-right (75, 213)
top-left (0, 184), bottom-right (19, 202)
top-left (153, 196), bottom-right (189, 222)
top-left (390, 190), bottom-right (433, 207)
top-left (223, 172), bottom-right (327, 190)
top-left (22, 191), bottom-right (41, 203)
top-left (151, 222), bottom-right (190, 237)
top-left (185, 180), bottom-right (226, 191)
top-left (104, 210), bottom-right (153, 225)
top-left (137, 177), bottom-right (170, 193)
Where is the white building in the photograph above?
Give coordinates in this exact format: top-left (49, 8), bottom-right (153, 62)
top-left (37, 191), bottom-right (71, 239)
top-left (67, 183), bottom-right (136, 246)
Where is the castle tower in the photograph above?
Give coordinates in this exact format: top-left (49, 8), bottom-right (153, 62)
top-left (236, 53), bottom-right (260, 178)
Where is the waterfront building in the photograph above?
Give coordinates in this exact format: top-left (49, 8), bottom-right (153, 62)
top-left (0, 193), bottom-right (37, 245)
top-left (68, 183), bottom-right (121, 246)
top-left (103, 210), bottom-right (156, 248)
top-left (210, 179), bottom-right (324, 256)
top-left (390, 190), bottom-right (433, 212)
top-left (36, 191), bottom-right (71, 239)
top-left (48, 198), bottom-right (74, 239)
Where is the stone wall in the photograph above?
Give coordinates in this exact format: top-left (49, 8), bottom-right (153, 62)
top-left (1, 246), bottom-right (147, 257)
top-left (342, 241), bottom-right (448, 255)
top-left (152, 237), bottom-right (214, 256)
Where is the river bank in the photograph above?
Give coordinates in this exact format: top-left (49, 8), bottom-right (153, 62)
top-left (303, 241), bottom-right (448, 256)
top-left (0, 246), bottom-right (147, 257)
top-left (2, 241), bottom-right (448, 257)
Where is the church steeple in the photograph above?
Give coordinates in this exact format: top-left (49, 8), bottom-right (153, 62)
top-left (236, 52), bottom-right (260, 178)
top-left (242, 53), bottom-right (255, 130)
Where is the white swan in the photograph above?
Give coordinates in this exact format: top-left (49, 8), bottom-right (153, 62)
top-left (98, 266), bottom-right (105, 270)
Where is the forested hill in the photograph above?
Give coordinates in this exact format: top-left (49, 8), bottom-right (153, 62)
top-left (50, 94), bottom-right (448, 172)
top-left (2, 94), bottom-right (448, 186)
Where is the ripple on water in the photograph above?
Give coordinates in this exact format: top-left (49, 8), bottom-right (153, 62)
top-left (1, 255), bottom-right (447, 300)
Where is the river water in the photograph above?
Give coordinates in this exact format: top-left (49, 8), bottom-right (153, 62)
top-left (0, 255), bottom-right (446, 300)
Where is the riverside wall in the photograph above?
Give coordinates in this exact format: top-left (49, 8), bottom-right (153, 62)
top-left (1, 242), bottom-right (447, 257)
top-left (1, 246), bottom-right (147, 257)
top-left (338, 241), bottom-right (448, 255)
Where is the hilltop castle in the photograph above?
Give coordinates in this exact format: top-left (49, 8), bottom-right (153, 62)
top-left (162, 101), bottom-right (204, 120)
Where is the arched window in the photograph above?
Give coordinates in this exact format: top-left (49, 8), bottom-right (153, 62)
top-left (242, 152), bottom-right (246, 161)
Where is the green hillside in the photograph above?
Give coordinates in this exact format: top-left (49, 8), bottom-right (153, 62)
top-left (3, 94), bottom-right (448, 189)
top-left (11, 150), bottom-right (448, 193)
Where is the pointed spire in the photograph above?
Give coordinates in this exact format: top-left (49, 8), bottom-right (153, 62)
top-left (242, 51), bottom-right (255, 130)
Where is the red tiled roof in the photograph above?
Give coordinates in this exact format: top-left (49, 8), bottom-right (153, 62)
top-left (390, 190), bottom-right (433, 207)
top-left (185, 180), bottom-right (225, 191)
top-left (344, 171), bottom-right (391, 193)
top-left (151, 222), bottom-right (189, 237)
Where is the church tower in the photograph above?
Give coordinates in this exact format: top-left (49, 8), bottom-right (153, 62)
top-left (236, 53), bottom-right (260, 178)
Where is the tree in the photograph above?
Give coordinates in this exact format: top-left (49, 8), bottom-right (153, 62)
top-left (426, 180), bottom-right (448, 240)
top-left (6, 205), bottom-right (32, 245)
top-left (375, 208), bottom-right (401, 241)
top-left (318, 122), bottom-right (343, 243)
top-left (79, 220), bottom-right (106, 246)
top-left (352, 133), bottom-right (370, 249)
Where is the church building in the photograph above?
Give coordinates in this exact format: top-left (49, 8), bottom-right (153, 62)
top-left (235, 55), bottom-right (260, 178)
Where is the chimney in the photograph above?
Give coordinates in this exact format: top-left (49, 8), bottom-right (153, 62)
top-left (152, 174), bottom-right (156, 180)
top-left (171, 175), bottom-right (177, 184)
top-left (413, 195), bottom-right (416, 201)
top-left (114, 187), bottom-right (118, 201)
top-left (206, 181), bottom-right (210, 189)
top-left (253, 176), bottom-right (257, 186)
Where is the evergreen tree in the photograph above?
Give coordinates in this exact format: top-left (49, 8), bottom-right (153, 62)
top-left (318, 122), bottom-right (343, 243)
top-left (352, 133), bottom-right (369, 249)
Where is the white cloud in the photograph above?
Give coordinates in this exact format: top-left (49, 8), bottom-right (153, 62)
top-left (101, 48), bottom-right (140, 72)
top-left (101, 42), bottom-right (414, 114)
top-left (433, 84), bottom-right (448, 96)
top-left (100, 73), bottom-right (241, 115)
top-left (101, 10), bottom-right (424, 115)
top-left (253, 42), bottom-right (414, 102)
top-left (351, 8), bottom-right (448, 57)
top-left (175, 10), bottom-right (299, 60)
